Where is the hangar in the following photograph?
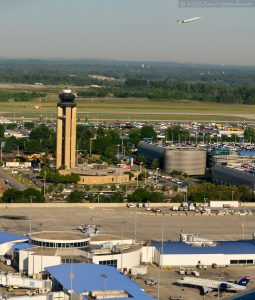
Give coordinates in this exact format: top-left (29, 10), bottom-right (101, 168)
top-left (152, 233), bottom-right (255, 268)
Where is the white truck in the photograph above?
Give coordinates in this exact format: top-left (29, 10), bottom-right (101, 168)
top-left (209, 201), bottom-right (239, 208)
top-left (189, 203), bottom-right (195, 211)
top-left (172, 206), bottom-right (179, 211)
top-left (0, 273), bottom-right (52, 291)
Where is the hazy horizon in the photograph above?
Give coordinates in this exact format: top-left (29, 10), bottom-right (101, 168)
top-left (1, 0), bottom-right (255, 66)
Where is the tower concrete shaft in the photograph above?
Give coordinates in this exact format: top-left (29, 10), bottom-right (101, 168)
top-left (56, 90), bottom-right (77, 170)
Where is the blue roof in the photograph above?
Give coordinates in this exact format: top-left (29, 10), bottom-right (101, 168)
top-left (238, 151), bottom-right (255, 157)
top-left (46, 264), bottom-right (154, 300)
top-left (152, 240), bottom-right (255, 255)
top-left (0, 231), bottom-right (28, 245)
top-left (12, 242), bottom-right (34, 251)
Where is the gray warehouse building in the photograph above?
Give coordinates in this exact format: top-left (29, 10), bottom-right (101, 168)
top-left (212, 164), bottom-right (255, 191)
top-left (138, 141), bottom-right (206, 175)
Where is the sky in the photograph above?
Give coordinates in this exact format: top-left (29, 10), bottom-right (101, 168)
top-left (0, 0), bottom-right (254, 66)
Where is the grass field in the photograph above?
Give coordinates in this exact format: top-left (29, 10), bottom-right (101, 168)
top-left (1, 84), bottom-right (255, 122)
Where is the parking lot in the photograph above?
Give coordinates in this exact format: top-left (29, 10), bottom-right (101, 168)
top-left (1, 206), bottom-right (255, 299)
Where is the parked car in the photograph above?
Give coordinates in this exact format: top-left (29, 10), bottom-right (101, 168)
top-left (151, 208), bottom-right (161, 213)
top-left (172, 206), bottom-right (179, 211)
top-left (144, 278), bottom-right (158, 285)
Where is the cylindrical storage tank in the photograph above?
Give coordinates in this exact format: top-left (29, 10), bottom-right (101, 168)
top-left (164, 148), bottom-right (206, 176)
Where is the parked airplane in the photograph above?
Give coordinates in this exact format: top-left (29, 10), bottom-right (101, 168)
top-left (177, 17), bottom-right (201, 24)
top-left (177, 276), bottom-right (251, 295)
top-left (77, 224), bottom-right (101, 236)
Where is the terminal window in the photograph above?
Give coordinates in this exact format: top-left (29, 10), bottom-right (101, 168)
top-left (99, 259), bottom-right (118, 268)
top-left (230, 259), bottom-right (253, 264)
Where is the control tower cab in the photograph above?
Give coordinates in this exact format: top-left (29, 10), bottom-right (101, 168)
top-left (59, 89), bottom-right (76, 104)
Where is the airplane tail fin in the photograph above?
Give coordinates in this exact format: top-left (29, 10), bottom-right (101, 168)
top-left (237, 276), bottom-right (251, 286)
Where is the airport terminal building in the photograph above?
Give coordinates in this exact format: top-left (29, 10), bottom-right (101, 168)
top-left (6, 230), bottom-right (255, 273)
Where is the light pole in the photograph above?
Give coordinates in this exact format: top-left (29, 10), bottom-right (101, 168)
top-left (217, 273), bottom-right (223, 300)
top-left (136, 173), bottom-right (139, 189)
top-left (242, 218), bottom-right (245, 240)
top-left (39, 223), bottom-right (43, 279)
top-left (29, 196), bottom-right (36, 235)
top-left (117, 144), bottom-right (120, 157)
top-left (0, 142), bottom-right (3, 163)
top-left (97, 192), bottom-right (103, 203)
top-left (157, 221), bottom-right (164, 300)
top-left (100, 274), bottom-right (107, 300)
top-left (134, 212), bottom-right (137, 244)
top-left (89, 138), bottom-right (95, 156)
top-left (43, 171), bottom-right (47, 198)
top-left (155, 168), bottom-right (160, 186)
top-left (231, 190), bottom-right (234, 201)
top-left (121, 137), bottom-right (124, 155)
top-left (121, 221), bottom-right (127, 272)
top-left (70, 264), bottom-right (74, 300)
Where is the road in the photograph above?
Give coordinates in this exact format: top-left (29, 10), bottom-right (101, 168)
top-left (0, 168), bottom-right (26, 191)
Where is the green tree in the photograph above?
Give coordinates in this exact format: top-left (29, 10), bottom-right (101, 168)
top-left (23, 188), bottom-right (45, 203)
top-left (187, 182), bottom-right (255, 202)
top-left (166, 125), bottom-right (190, 142)
top-left (111, 185), bottom-right (117, 191)
top-left (109, 193), bottom-right (124, 203)
top-left (172, 193), bottom-right (183, 203)
top-left (150, 192), bottom-right (164, 202)
top-left (244, 128), bottom-right (255, 142)
top-left (139, 125), bottom-right (157, 141)
top-left (29, 124), bottom-right (52, 140)
top-left (129, 128), bottom-right (141, 147)
top-left (4, 136), bottom-right (18, 152)
top-left (162, 185), bottom-right (167, 192)
top-left (66, 190), bottom-right (84, 203)
top-left (58, 184), bottom-right (64, 192)
top-left (6, 123), bottom-right (17, 130)
top-left (130, 188), bottom-right (151, 203)
top-left (1, 188), bottom-right (44, 203)
top-left (40, 167), bottom-right (80, 184)
top-left (24, 122), bottom-right (35, 130)
top-left (138, 172), bottom-right (146, 180)
top-left (152, 159), bottom-right (160, 170)
top-left (0, 124), bottom-right (4, 138)
top-left (124, 171), bottom-right (135, 180)
top-left (1, 189), bottom-right (21, 203)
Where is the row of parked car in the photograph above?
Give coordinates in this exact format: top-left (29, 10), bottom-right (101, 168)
top-left (126, 202), bottom-right (149, 208)
top-left (171, 202), bottom-right (212, 214)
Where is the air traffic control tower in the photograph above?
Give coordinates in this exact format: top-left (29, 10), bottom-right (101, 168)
top-left (56, 89), bottom-right (77, 170)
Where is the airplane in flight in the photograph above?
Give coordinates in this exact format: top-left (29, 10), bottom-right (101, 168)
top-left (176, 276), bottom-right (251, 295)
top-left (177, 17), bottom-right (201, 24)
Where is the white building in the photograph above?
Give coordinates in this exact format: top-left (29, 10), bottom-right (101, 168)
top-left (14, 232), bottom-right (143, 275)
top-left (152, 233), bottom-right (255, 268)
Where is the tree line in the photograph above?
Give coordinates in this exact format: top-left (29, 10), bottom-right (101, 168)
top-left (0, 90), bottom-right (46, 102)
top-left (173, 182), bottom-right (255, 203)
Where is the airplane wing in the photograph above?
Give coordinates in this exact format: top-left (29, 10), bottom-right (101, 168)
top-left (177, 17), bottom-right (201, 24)
top-left (202, 286), bottom-right (213, 294)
